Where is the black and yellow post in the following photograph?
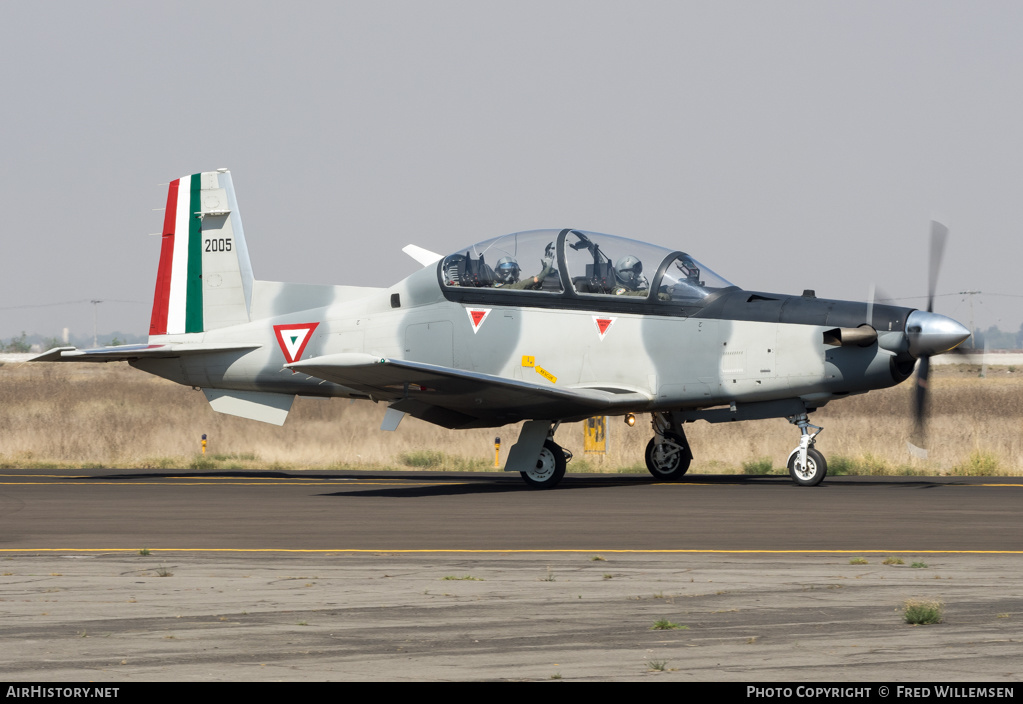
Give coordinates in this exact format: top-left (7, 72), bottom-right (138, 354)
top-left (584, 417), bottom-right (607, 455)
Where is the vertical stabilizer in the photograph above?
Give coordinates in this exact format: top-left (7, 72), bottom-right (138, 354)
top-left (150, 170), bottom-right (254, 336)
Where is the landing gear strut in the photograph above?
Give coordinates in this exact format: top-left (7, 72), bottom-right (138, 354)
top-left (645, 412), bottom-right (693, 480)
top-left (785, 413), bottom-right (827, 486)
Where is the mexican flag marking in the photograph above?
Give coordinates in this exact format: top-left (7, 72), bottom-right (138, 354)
top-left (274, 322), bottom-right (320, 363)
top-left (466, 308), bottom-right (492, 334)
top-left (593, 316), bottom-right (616, 341)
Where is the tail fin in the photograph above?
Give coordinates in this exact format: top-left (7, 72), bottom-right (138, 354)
top-left (150, 170), bottom-right (254, 336)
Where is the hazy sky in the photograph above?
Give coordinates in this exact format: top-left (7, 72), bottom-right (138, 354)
top-left (2, 1), bottom-right (1021, 341)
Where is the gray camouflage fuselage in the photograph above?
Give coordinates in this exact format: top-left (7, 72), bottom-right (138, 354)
top-left (136, 260), bottom-right (916, 429)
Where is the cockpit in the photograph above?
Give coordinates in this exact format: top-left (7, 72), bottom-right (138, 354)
top-left (439, 228), bottom-right (735, 306)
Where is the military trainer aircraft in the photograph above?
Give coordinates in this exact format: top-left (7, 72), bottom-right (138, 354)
top-left (33, 170), bottom-right (970, 488)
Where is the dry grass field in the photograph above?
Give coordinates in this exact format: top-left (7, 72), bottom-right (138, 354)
top-left (1, 361), bottom-right (1020, 476)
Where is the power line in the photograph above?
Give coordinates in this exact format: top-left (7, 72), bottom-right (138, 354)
top-left (876, 291), bottom-right (1023, 302)
top-left (0, 299), bottom-right (145, 311)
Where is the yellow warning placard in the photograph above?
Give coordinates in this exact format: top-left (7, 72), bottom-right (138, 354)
top-left (584, 416), bottom-right (607, 454)
top-left (535, 366), bottom-right (557, 384)
top-left (521, 355), bottom-right (535, 368)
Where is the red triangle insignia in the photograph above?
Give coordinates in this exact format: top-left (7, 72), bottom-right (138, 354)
top-left (466, 308), bottom-right (492, 333)
top-left (593, 316), bottom-right (616, 340)
top-left (274, 322), bottom-right (320, 363)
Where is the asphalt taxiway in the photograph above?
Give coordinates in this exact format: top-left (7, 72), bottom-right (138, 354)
top-left (1, 470), bottom-right (1020, 681)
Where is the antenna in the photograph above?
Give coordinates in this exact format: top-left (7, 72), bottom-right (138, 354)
top-left (959, 290), bottom-right (981, 348)
top-left (90, 299), bottom-right (103, 347)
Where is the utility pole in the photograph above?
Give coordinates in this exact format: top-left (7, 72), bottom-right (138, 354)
top-left (959, 290), bottom-right (980, 349)
top-left (90, 299), bottom-right (103, 347)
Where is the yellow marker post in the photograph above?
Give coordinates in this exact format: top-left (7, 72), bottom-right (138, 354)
top-left (494, 436), bottom-right (501, 468)
top-left (201, 434), bottom-right (207, 456)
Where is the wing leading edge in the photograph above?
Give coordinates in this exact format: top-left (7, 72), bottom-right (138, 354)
top-left (286, 353), bottom-right (649, 428)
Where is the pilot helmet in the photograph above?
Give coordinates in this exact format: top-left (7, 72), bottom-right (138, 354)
top-left (615, 255), bottom-right (643, 286)
top-left (495, 257), bottom-right (520, 283)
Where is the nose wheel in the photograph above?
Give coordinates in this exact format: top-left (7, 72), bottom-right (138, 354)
top-left (786, 413), bottom-right (827, 486)
top-left (787, 446), bottom-right (827, 486)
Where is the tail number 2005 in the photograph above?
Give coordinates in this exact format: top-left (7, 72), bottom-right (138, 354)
top-left (205, 238), bottom-right (233, 252)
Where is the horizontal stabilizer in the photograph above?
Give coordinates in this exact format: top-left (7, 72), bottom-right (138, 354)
top-left (286, 353), bottom-right (649, 426)
top-left (203, 389), bottom-right (294, 425)
top-left (31, 343), bottom-right (259, 363)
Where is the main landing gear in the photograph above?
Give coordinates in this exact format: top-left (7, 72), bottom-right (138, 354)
top-left (644, 412), bottom-right (693, 480)
top-left (520, 422), bottom-right (572, 489)
top-left (785, 412), bottom-right (827, 486)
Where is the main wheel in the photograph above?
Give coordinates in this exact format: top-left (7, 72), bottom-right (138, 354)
top-left (521, 439), bottom-right (567, 489)
top-left (787, 447), bottom-right (827, 486)
top-left (645, 434), bottom-right (691, 480)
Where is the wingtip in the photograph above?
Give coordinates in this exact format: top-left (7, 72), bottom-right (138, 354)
top-left (402, 244), bottom-right (443, 267)
top-left (28, 346), bottom-right (78, 362)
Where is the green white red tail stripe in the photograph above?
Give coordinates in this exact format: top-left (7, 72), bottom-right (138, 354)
top-left (150, 174), bottom-right (203, 335)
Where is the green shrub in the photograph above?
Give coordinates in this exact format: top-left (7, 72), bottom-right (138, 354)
top-left (651, 619), bottom-right (687, 630)
top-left (398, 450), bottom-right (488, 471)
top-left (951, 451), bottom-right (999, 477)
top-left (742, 457), bottom-right (774, 475)
top-left (829, 456), bottom-right (855, 476)
top-left (400, 450), bottom-right (445, 468)
top-left (904, 599), bottom-right (943, 625)
top-left (189, 456), bottom-right (216, 470)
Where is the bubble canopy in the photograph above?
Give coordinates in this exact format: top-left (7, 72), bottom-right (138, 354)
top-left (439, 228), bottom-right (736, 305)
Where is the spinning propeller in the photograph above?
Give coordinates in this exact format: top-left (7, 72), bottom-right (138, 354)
top-left (905, 221), bottom-right (970, 457)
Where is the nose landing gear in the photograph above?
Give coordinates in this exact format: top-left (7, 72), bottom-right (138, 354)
top-left (786, 413), bottom-right (827, 486)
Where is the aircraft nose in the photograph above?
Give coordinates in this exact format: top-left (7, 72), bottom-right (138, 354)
top-left (905, 310), bottom-right (971, 357)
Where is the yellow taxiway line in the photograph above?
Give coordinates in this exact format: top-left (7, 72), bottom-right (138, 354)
top-left (2, 548), bottom-right (1022, 554)
top-left (2, 475), bottom-right (1020, 488)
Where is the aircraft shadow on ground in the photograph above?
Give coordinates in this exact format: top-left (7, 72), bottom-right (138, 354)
top-left (317, 473), bottom-right (800, 498)
top-left (77, 471), bottom-right (959, 498)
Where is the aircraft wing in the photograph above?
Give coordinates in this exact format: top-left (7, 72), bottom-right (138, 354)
top-left (286, 353), bottom-right (650, 428)
top-left (31, 343), bottom-right (260, 363)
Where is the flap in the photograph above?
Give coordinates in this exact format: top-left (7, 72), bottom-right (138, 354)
top-left (286, 353), bottom-right (650, 427)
